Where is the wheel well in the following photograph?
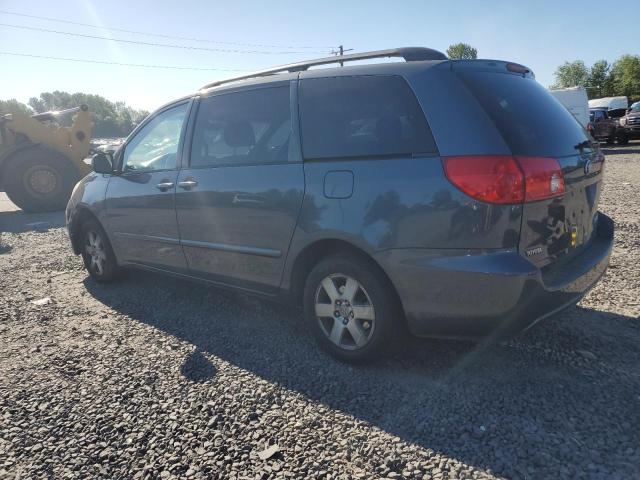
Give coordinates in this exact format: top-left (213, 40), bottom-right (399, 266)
top-left (70, 207), bottom-right (101, 254)
top-left (289, 239), bottom-right (404, 312)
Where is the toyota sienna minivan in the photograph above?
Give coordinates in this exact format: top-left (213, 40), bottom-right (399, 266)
top-left (66, 47), bottom-right (614, 362)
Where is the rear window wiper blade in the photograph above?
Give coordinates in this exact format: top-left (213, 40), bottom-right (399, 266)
top-left (574, 140), bottom-right (591, 151)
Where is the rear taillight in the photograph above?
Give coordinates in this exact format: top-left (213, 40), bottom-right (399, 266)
top-left (443, 156), bottom-right (524, 204)
top-left (443, 155), bottom-right (565, 204)
top-left (517, 156), bottom-right (565, 201)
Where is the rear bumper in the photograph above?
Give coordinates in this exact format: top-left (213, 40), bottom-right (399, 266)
top-left (375, 212), bottom-right (614, 339)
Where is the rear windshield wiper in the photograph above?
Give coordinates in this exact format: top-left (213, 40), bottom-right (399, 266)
top-left (574, 140), bottom-right (591, 151)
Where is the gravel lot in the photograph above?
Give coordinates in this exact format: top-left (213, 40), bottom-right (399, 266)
top-left (0, 146), bottom-right (639, 480)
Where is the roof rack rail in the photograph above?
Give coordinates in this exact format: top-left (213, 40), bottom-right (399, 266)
top-left (200, 47), bottom-right (447, 90)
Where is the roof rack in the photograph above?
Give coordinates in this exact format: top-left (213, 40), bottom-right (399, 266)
top-left (200, 47), bottom-right (447, 90)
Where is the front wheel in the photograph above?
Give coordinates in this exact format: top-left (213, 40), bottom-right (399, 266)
top-left (303, 255), bottom-right (402, 363)
top-left (80, 218), bottom-right (121, 283)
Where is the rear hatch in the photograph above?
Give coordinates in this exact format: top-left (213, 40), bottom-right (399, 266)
top-left (456, 66), bottom-right (605, 270)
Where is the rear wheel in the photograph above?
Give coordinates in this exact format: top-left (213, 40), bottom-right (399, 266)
top-left (3, 147), bottom-right (79, 212)
top-left (80, 218), bottom-right (121, 283)
top-left (303, 255), bottom-right (402, 362)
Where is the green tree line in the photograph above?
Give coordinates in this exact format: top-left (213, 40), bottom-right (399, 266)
top-left (552, 55), bottom-right (640, 101)
top-left (446, 43), bottom-right (478, 60)
top-left (0, 92), bottom-right (149, 138)
top-left (444, 44), bottom-right (639, 102)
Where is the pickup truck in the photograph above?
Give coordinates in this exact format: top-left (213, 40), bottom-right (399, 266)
top-left (617, 102), bottom-right (640, 144)
top-left (589, 107), bottom-right (620, 144)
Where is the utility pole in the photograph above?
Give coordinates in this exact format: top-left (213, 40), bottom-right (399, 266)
top-left (331, 45), bottom-right (354, 66)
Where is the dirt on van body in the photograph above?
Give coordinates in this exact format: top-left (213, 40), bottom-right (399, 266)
top-left (0, 145), bottom-right (639, 479)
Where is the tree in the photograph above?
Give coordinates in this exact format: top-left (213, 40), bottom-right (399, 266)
top-left (610, 55), bottom-right (640, 101)
top-left (27, 91), bottom-right (148, 138)
top-left (552, 60), bottom-right (589, 88)
top-left (551, 55), bottom-right (640, 101)
top-left (0, 99), bottom-right (31, 115)
top-left (446, 43), bottom-right (478, 60)
top-left (586, 60), bottom-right (612, 99)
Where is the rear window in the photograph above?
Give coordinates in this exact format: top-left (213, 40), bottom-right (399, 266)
top-left (458, 72), bottom-right (589, 157)
top-left (299, 76), bottom-right (437, 159)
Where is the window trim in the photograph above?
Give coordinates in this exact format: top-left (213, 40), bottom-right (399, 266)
top-left (185, 82), bottom-right (299, 170)
top-left (298, 74), bottom-right (438, 162)
top-left (302, 151), bottom-right (441, 163)
top-left (116, 99), bottom-right (193, 174)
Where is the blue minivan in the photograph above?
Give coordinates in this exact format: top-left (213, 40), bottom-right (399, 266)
top-left (67, 48), bottom-right (613, 362)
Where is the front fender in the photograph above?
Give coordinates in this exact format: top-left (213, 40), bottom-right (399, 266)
top-left (66, 172), bottom-right (110, 254)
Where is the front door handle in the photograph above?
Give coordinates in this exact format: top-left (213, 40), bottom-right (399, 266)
top-left (178, 178), bottom-right (198, 190)
top-left (156, 181), bottom-right (174, 191)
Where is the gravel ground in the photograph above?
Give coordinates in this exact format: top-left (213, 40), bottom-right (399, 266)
top-left (0, 146), bottom-right (639, 480)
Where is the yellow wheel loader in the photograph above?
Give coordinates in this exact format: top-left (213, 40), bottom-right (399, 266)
top-left (0, 105), bottom-right (92, 212)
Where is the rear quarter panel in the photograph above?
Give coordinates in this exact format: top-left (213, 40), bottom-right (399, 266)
top-left (281, 156), bottom-right (522, 289)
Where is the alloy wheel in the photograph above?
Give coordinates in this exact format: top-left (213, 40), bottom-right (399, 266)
top-left (85, 231), bottom-right (107, 276)
top-left (314, 274), bottom-right (376, 350)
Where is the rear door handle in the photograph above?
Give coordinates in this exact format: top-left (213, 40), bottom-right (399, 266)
top-left (156, 181), bottom-right (174, 191)
top-left (233, 193), bottom-right (266, 204)
top-left (178, 179), bottom-right (198, 190)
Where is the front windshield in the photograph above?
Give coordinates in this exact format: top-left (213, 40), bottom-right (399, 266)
top-left (631, 103), bottom-right (640, 113)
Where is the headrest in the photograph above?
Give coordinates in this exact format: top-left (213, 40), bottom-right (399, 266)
top-left (223, 121), bottom-right (255, 147)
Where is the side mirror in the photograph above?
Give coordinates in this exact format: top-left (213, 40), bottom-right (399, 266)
top-left (91, 152), bottom-right (113, 174)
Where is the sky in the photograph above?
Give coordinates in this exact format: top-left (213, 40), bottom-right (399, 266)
top-left (0, 0), bottom-right (637, 112)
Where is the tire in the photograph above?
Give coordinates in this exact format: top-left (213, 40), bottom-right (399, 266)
top-left (80, 217), bottom-right (121, 283)
top-left (303, 254), bottom-right (403, 363)
top-left (3, 147), bottom-right (80, 213)
top-left (617, 133), bottom-right (629, 145)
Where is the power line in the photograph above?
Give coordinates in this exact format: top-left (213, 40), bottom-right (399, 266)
top-left (331, 45), bottom-right (354, 67)
top-left (0, 23), bottom-right (331, 55)
top-left (0, 51), bottom-right (249, 71)
top-left (0, 9), bottom-right (334, 50)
